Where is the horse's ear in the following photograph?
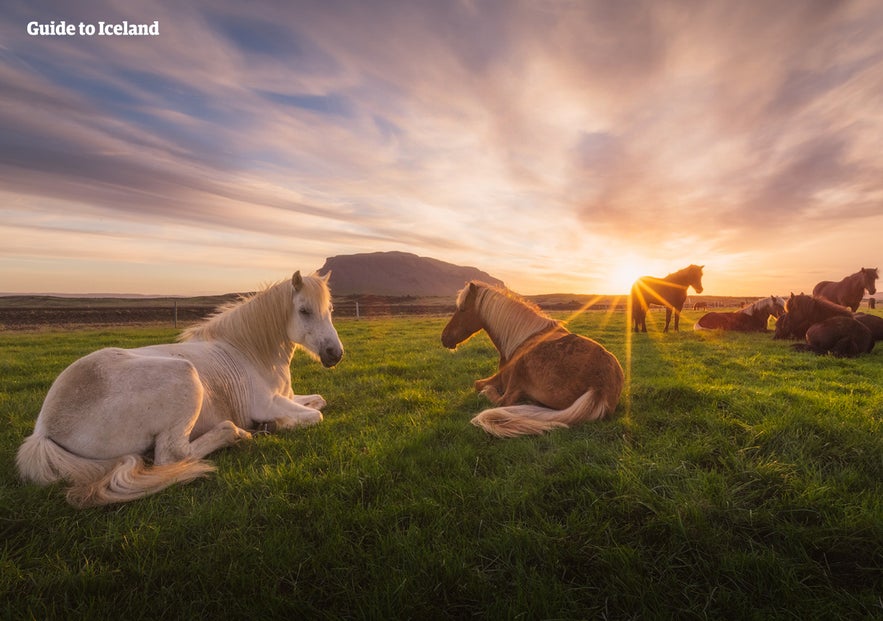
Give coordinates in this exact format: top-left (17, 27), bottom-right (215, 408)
top-left (320, 270), bottom-right (331, 283)
top-left (467, 282), bottom-right (478, 301)
top-left (292, 271), bottom-right (304, 292)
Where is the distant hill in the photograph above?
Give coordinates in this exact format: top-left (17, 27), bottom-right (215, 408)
top-left (318, 251), bottom-right (504, 296)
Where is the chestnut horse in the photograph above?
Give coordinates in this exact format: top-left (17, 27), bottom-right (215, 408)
top-left (441, 281), bottom-right (623, 438)
top-left (694, 296), bottom-right (785, 332)
top-left (631, 264), bottom-right (704, 332)
top-left (813, 267), bottom-right (878, 312)
top-left (792, 316), bottom-right (874, 358)
top-left (775, 293), bottom-right (852, 340)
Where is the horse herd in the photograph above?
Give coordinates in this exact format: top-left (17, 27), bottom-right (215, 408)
top-left (14, 266), bottom-right (880, 507)
top-left (629, 264), bottom-right (881, 358)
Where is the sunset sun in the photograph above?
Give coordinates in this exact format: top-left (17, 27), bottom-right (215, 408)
top-left (606, 259), bottom-right (648, 294)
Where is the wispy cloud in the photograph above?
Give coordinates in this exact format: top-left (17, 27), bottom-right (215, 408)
top-left (2, 0), bottom-right (882, 294)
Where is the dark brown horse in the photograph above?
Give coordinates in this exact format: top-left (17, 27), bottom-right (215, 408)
top-left (630, 264), bottom-right (704, 332)
top-left (775, 293), bottom-right (852, 340)
top-left (813, 267), bottom-right (878, 312)
top-left (441, 281), bottom-right (623, 438)
top-left (694, 296), bottom-right (785, 332)
top-left (793, 316), bottom-right (874, 358)
top-left (855, 313), bottom-right (883, 342)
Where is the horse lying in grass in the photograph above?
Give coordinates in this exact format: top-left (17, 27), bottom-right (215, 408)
top-left (774, 293), bottom-right (853, 340)
top-left (855, 313), bottom-right (883, 341)
top-left (694, 296), bottom-right (785, 331)
top-left (441, 281), bottom-right (623, 438)
top-left (813, 267), bottom-right (878, 312)
top-left (792, 316), bottom-right (874, 358)
top-left (630, 264), bottom-right (704, 333)
top-left (17, 271), bottom-right (343, 508)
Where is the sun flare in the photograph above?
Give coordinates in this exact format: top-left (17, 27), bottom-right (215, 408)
top-left (607, 259), bottom-right (648, 294)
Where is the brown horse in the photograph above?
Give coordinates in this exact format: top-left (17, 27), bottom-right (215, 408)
top-left (630, 264), bottom-right (704, 332)
top-left (776, 293), bottom-right (853, 340)
top-left (813, 267), bottom-right (878, 312)
top-left (855, 313), bottom-right (883, 342)
top-left (694, 296), bottom-right (785, 332)
top-left (793, 316), bottom-right (874, 358)
top-left (441, 281), bottom-right (623, 438)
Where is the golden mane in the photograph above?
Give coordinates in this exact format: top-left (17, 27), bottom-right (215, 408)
top-left (465, 281), bottom-right (559, 360)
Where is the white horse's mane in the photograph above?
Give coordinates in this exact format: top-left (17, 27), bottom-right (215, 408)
top-left (180, 275), bottom-right (330, 364)
top-left (740, 296), bottom-right (785, 317)
top-left (464, 282), bottom-right (559, 360)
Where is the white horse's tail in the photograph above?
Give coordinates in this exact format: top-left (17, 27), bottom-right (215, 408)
top-left (16, 433), bottom-right (215, 508)
top-left (470, 389), bottom-right (610, 438)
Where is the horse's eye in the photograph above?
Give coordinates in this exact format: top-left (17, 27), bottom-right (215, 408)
top-left (299, 307), bottom-right (312, 316)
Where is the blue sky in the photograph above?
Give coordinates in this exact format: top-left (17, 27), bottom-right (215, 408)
top-left (2, 0), bottom-right (882, 296)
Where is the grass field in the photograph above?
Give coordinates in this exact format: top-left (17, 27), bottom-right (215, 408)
top-left (1, 309), bottom-right (881, 619)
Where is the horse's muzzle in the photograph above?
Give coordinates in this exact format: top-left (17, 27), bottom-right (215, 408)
top-left (320, 344), bottom-right (343, 368)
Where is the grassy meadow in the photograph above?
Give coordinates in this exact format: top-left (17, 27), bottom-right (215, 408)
top-left (1, 308), bottom-right (881, 619)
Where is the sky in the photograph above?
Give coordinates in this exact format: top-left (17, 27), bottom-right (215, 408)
top-left (2, 0), bottom-right (882, 297)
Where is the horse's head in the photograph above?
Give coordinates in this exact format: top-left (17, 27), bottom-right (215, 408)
top-left (288, 271), bottom-right (344, 367)
top-left (688, 264), bottom-right (704, 294)
top-left (862, 267), bottom-right (878, 295)
top-left (769, 295), bottom-right (787, 318)
top-left (785, 292), bottom-right (812, 318)
top-left (441, 282), bottom-right (485, 349)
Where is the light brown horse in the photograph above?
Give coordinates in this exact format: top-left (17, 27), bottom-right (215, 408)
top-left (441, 281), bottom-right (623, 438)
top-left (630, 264), bottom-right (704, 332)
top-left (813, 267), bottom-right (878, 312)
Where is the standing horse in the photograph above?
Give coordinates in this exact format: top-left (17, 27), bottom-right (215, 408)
top-left (441, 281), bottom-right (623, 438)
top-left (775, 293), bottom-right (852, 340)
top-left (694, 296), bottom-right (785, 331)
top-left (813, 267), bottom-right (878, 312)
top-left (17, 271), bottom-right (343, 508)
top-left (630, 264), bottom-right (704, 332)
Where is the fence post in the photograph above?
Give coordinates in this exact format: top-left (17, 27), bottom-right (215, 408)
top-left (174, 300), bottom-right (178, 329)
top-left (356, 301), bottom-right (360, 319)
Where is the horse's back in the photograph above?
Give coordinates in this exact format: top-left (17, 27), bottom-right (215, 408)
top-left (37, 347), bottom-right (203, 459)
top-left (812, 281), bottom-right (831, 297)
top-left (518, 332), bottom-right (623, 410)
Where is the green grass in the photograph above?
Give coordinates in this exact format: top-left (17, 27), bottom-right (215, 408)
top-left (1, 310), bottom-right (881, 619)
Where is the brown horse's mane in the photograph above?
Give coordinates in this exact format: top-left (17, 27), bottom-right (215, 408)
top-left (664, 264), bottom-right (703, 286)
top-left (464, 281), bottom-right (560, 360)
top-left (786, 293), bottom-right (851, 315)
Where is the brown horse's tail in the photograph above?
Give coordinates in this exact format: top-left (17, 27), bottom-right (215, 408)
top-left (17, 433), bottom-right (215, 508)
top-left (470, 389), bottom-right (611, 438)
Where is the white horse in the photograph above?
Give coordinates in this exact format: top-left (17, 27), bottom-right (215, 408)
top-left (16, 271), bottom-right (343, 508)
top-left (693, 295), bottom-right (786, 331)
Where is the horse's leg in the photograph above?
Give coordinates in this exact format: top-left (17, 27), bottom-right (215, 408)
top-left (673, 307), bottom-right (681, 331)
top-left (664, 308), bottom-right (672, 332)
top-left (475, 372), bottom-right (505, 403)
top-left (153, 380), bottom-right (251, 466)
top-left (254, 394), bottom-right (324, 430)
top-left (292, 394), bottom-right (327, 410)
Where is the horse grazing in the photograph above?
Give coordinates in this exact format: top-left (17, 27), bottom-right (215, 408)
top-left (630, 264), bottom-right (704, 332)
top-left (441, 281), bottom-right (623, 438)
top-left (694, 296), bottom-right (785, 332)
top-left (776, 293), bottom-right (853, 340)
top-left (813, 267), bottom-right (878, 311)
top-left (793, 316), bottom-right (874, 358)
top-left (16, 272), bottom-right (344, 508)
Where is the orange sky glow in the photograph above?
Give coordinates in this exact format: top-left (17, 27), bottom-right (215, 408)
top-left (1, 1), bottom-right (882, 298)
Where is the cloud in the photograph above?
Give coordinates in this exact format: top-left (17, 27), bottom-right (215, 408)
top-left (2, 0), bottom-right (883, 294)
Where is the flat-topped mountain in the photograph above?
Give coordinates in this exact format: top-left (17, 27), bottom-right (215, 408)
top-left (318, 251), bottom-right (504, 296)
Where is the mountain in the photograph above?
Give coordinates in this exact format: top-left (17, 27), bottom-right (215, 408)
top-left (318, 251), bottom-right (504, 296)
